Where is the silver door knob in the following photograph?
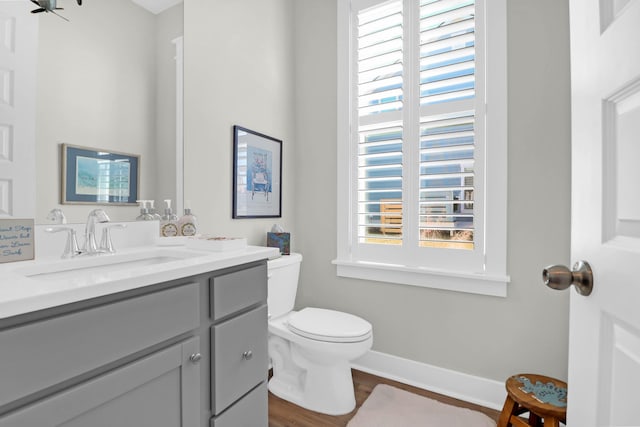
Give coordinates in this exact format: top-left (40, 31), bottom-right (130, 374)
top-left (542, 261), bottom-right (593, 296)
top-left (189, 353), bottom-right (202, 363)
top-left (242, 351), bottom-right (253, 361)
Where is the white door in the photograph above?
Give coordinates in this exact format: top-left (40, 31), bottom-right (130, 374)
top-left (567, 0), bottom-right (640, 425)
top-left (0, 1), bottom-right (37, 218)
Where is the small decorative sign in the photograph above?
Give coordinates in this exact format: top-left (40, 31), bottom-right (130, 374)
top-left (0, 219), bottom-right (35, 263)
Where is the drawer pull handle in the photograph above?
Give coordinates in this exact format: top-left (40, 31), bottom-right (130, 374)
top-left (189, 353), bottom-right (202, 363)
top-left (242, 350), bottom-right (253, 361)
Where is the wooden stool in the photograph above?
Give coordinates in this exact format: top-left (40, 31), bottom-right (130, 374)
top-left (497, 374), bottom-right (567, 427)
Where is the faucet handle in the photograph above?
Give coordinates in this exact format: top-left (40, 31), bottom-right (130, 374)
top-left (45, 227), bottom-right (80, 259)
top-left (89, 209), bottom-right (110, 223)
top-left (99, 224), bottom-right (127, 254)
top-left (46, 209), bottom-right (67, 224)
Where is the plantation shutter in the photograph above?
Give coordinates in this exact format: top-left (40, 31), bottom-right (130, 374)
top-left (418, 0), bottom-right (476, 249)
top-left (419, 0), bottom-right (476, 105)
top-left (356, 0), bottom-right (404, 244)
top-left (354, 0), bottom-right (477, 251)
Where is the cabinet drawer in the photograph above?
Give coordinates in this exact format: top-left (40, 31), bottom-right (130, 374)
top-left (211, 305), bottom-right (267, 414)
top-left (210, 263), bottom-right (266, 321)
top-left (211, 382), bottom-right (267, 427)
top-left (0, 283), bottom-right (200, 408)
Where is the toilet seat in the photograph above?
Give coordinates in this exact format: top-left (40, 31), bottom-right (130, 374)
top-left (287, 308), bottom-right (372, 343)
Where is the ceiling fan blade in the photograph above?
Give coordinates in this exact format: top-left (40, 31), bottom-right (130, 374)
top-left (30, 0), bottom-right (40, 6)
top-left (50, 10), bottom-right (69, 21)
top-left (31, 8), bottom-right (46, 14)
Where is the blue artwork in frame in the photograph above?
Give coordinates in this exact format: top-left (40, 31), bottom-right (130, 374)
top-left (232, 125), bottom-right (282, 218)
top-left (61, 144), bottom-right (140, 205)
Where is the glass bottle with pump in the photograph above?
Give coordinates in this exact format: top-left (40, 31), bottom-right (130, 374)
top-left (160, 199), bottom-right (179, 237)
top-left (136, 200), bottom-right (154, 221)
top-left (179, 200), bottom-right (198, 237)
top-left (148, 200), bottom-right (162, 221)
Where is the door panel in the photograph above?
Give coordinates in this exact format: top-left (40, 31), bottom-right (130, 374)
top-left (603, 82), bottom-right (640, 244)
top-left (0, 2), bottom-right (36, 218)
top-left (599, 317), bottom-right (640, 426)
top-left (568, 0), bottom-right (640, 425)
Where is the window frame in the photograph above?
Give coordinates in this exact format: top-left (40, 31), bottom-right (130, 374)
top-left (335, 0), bottom-right (509, 297)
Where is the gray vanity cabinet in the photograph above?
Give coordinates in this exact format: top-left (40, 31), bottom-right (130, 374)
top-left (0, 259), bottom-right (269, 427)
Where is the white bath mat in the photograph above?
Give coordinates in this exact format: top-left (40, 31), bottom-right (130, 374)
top-left (347, 384), bottom-right (497, 427)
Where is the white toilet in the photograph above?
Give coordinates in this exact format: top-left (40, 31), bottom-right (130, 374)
top-left (267, 252), bottom-right (373, 415)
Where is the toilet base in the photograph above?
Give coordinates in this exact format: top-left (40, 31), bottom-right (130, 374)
top-left (268, 337), bottom-right (357, 415)
top-left (267, 312), bottom-right (372, 416)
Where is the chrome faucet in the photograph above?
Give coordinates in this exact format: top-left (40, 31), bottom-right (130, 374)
top-left (83, 209), bottom-right (110, 254)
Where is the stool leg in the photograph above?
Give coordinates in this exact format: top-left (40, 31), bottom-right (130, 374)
top-left (497, 396), bottom-right (519, 427)
top-left (542, 417), bottom-right (560, 427)
top-left (528, 411), bottom-right (542, 427)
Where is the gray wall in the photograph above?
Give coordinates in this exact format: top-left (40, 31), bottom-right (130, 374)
top-left (291, 0), bottom-right (572, 382)
top-left (184, 0), bottom-right (297, 244)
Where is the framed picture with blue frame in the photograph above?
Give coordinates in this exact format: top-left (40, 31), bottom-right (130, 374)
top-left (232, 125), bottom-right (282, 218)
top-left (61, 144), bottom-right (140, 205)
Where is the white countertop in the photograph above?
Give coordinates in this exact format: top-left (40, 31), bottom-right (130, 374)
top-left (0, 245), bottom-right (280, 320)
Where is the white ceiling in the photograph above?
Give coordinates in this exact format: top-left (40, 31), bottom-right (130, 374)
top-left (130, 0), bottom-right (183, 15)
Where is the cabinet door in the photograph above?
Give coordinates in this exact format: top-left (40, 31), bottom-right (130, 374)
top-left (0, 337), bottom-right (201, 427)
top-left (212, 305), bottom-right (268, 414)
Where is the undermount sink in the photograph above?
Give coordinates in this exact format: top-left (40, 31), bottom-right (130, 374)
top-left (26, 256), bottom-right (183, 281)
top-left (14, 248), bottom-right (205, 284)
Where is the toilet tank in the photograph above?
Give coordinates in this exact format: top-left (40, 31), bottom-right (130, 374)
top-left (267, 252), bottom-right (302, 319)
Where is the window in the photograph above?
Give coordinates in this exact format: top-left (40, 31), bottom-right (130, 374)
top-left (336, 0), bottom-right (508, 296)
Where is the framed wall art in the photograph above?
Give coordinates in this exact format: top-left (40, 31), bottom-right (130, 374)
top-left (61, 144), bottom-right (140, 205)
top-left (232, 126), bottom-right (282, 218)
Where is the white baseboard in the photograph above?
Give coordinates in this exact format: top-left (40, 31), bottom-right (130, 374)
top-left (351, 350), bottom-right (506, 411)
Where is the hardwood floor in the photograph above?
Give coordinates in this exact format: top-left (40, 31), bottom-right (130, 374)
top-left (268, 369), bottom-right (501, 426)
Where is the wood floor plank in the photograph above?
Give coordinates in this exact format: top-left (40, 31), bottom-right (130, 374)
top-left (268, 369), bottom-right (501, 426)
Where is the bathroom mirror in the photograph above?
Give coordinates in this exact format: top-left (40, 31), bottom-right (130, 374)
top-left (22, 0), bottom-right (183, 223)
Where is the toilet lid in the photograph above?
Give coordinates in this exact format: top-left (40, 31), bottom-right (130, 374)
top-left (287, 308), bottom-right (372, 343)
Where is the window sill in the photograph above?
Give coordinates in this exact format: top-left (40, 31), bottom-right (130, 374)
top-left (332, 259), bottom-right (509, 297)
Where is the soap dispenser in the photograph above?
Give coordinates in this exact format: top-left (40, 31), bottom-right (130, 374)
top-left (136, 200), bottom-right (154, 221)
top-left (160, 199), bottom-right (179, 237)
top-left (179, 200), bottom-right (198, 237)
top-left (148, 200), bottom-right (162, 221)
